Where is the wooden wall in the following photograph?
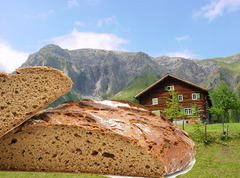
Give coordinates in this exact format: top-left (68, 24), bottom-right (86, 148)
top-left (138, 77), bottom-right (209, 119)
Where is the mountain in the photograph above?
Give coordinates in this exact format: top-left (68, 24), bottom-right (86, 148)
top-left (111, 71), bottom-right (160, 102)
top-left (198, 53), bottom-right (240, 95)
top-left (21, 44), bottom-right (166, 100)
top-left (20, 44), bottom-right (240, 103)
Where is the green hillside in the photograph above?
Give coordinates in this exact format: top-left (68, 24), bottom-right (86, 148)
top-left (112, 53), bottom-right (240, 103)
top-left (111, 71), bottom-right (160, 102)
top-left (48, 91), bottom-right (82, 108)
top-left (199, 53), bottom-right (240, 95)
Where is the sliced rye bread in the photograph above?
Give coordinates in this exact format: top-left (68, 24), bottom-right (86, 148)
top-left (0, 66), bottom-right (72, 138)
top-left (0, 99), bottom-right (195, 177)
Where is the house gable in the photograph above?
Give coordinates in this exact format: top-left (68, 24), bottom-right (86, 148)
top-left (135, 74), bottom-right (212, 120)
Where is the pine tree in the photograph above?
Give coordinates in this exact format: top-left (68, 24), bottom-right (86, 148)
top-left (163, 90), bottom-right (184, 121)
top-left (209, 82), bottom-right (239, 135)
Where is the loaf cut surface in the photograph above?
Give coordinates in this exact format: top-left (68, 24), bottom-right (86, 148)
top-left (0, 66), bottom-right (72, 137)
top-left (0, 99), bottom-right (195, 177)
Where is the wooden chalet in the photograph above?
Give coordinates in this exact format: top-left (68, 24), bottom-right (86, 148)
top-left (134, 74), bottom-right (212, 123)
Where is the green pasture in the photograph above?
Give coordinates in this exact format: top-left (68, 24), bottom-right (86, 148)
top-left (178, 123), bottom-right (240, 178)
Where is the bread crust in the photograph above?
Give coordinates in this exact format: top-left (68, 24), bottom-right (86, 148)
top-left (0, 66), bottom-right (72, 137)
top-left (0, 99), bottom-right (195, 177)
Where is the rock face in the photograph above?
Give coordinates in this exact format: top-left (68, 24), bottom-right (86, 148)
top-left (154, 56), bottom-right (206, 84)
top-left (21, 45), bottom-right (165, 99)
top-left (21, 44), bottom-right (240, 99)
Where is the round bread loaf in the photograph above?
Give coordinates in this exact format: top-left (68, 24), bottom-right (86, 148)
top-left (0, 66), bottom-right (72, 138)
top-left (0, 99), bottom-right (195, 177)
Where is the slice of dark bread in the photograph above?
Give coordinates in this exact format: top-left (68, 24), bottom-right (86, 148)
top-left (0, 66), bottom-right (72, 137)
top-left (0, 99), bottom-right (195, 177)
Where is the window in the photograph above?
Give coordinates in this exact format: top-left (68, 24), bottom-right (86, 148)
top-left (192, 93), bottom-right (200, 100)
top-left (178, 94), bottom-right (183, 101)
top-left (152, 110), bottom-right (160, 116)
top-left (165, 85), bottom-right (174, 91)
top-left (152, 98), bottom-right (158, 105)
top-left (184, 108), bottom-right (193, 115)
top-left (192, 93), bottom-right (197, 100)
top-left (180, 108), bottom-right (196, 115)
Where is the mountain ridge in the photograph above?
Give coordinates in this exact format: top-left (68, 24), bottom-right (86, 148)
top-left (20, 44), bottom-right (240, 102)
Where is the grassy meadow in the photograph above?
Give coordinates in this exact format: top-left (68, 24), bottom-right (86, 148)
top-left (178, 123), bottom-right (240, 178)
top-left (0, 123), bottom-right (239, 178)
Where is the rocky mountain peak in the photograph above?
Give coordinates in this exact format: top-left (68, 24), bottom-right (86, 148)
top-left (20, 44), bottom-right (240, 99)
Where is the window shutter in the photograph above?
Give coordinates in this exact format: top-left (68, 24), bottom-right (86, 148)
top-left (180, 109), bottom-right (184, 114)
top-left (152, 110), bottom-right (160, 116)
top-left (197, 93), bottom-right (200, 99)
top-left (175, 95), bottom-right (178, 101)
top-left (165, 87), bottom-right (168, 91)
top-left (192, 108), bottom-right (196, 114)
top-left (171, 86), bottom-right (174, 91)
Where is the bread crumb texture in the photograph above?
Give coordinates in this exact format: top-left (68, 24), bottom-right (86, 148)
top-left (0, 99), bottom-right (195, 177)
top-left (0, 66), bottom-right (72, 137)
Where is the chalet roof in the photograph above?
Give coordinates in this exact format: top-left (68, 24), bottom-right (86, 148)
top-left (135, 73), bottom-right (208, 99)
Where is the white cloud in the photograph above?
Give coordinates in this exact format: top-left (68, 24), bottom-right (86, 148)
top-left (0, 61), bottom-right (7, 73)
top-left (74, 21), bottom-right (85, 27)
top-left (175, 35), bottom-right (189, 41)
top-left (67, 0), bottom-right (79, 8)
top-left (49, 28), bottom-right (129, 50)
top-left (0, 41), bottom-right (29, 73)
top-left (166, 50), bottom-right (198, 59)
top-left (98, 16), bottom-right (118, 27)
top-left (193, 0), bottom-right (240, 20)
top-left (24, 9), bottom-right (54, 19)
top-left (38, 9), bottom-right (54, 18)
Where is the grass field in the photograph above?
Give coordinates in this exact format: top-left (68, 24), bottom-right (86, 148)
top-left (178, 123), bottom-right (240, 178)
top-left (0, 123), bottom-right (239, 178)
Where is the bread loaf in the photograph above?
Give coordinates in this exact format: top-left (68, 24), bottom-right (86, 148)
top-left (0, 66), bottom-right (72, 137)
top-left (0, 99), bottom-right (195, 177)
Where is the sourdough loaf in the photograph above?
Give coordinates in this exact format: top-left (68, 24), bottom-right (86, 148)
top-left (0, 66), bottom-right (72, 137)
top-left (0, 99), bottom-right (195, 177)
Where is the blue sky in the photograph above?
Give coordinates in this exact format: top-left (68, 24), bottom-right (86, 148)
top-left (0, 0), bottom-right (240, 72)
